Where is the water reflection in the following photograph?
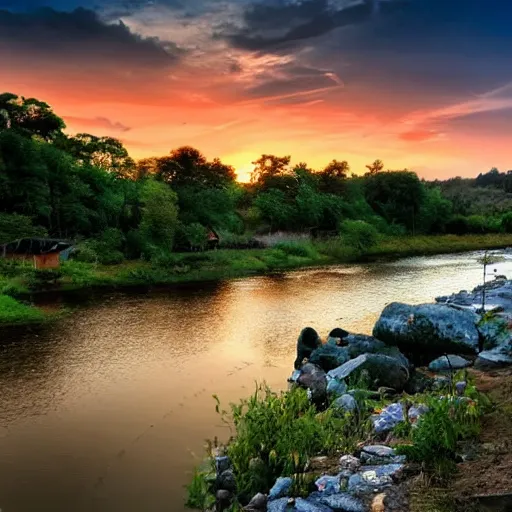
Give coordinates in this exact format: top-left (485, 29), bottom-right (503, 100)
top-left (1, 251), bottom-right (512, 511)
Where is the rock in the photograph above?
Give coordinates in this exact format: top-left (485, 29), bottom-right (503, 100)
top-left (345, 334), bottom-right (410, 369)
top-left (371, 403), bottom-right (405, 433)
top-left (215, 456), bottom-right (231, 475)
top-left (216, 489), bottom-right (233, 510)
top-left (333, 394), bottom-right (358, 413)
top-left (371, 493), bottom-right (386, 512)
top-left (404, 370), bottom-right (433, 394)
top-left (428, 355), bottom-right (472, 372)
top-left (315, 475), bottom-right (341, 494)
top-left (295, 327), bottom-right (322, 369)
top-left (348, 464), bottom-right (404, 493)
top-left (432, 375), bottom-right (451, 391)
top-left (244, 493), bottom-right (267, 511)
top-left (267, 497), bottom-right (291, 512)
top-left (327, 354), bottom-right (409, 392)
top-left (360, 446), bottom-right (405, 465)
top-left (455, 381), bottom-right (467, 396)
top-left (309, 344), bottom-right (350, 372)
top-left (475, 314), bottom-right (512, 367)
top-left (217, 469), bottom-right (236, 492)
top-left (294, 498), bottom-right (333, 512)
top-left (297, 363), bottom-right (328, 404)
top-left (326, 376), bottom-right (348, 397)
top-left (408, 404), bottom-right (429, 425)
top-left (268, 477), bottom-right (293, 501)
top-left (317, 493), bottom-right (366, 512)
top-left (339, 455), bottom-right (361, 473)
top-left (373, 302), bottom-right (480, 357)
top-left (329, 328), bottom-right (350, 340)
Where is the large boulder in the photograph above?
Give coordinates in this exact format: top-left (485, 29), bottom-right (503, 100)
top-left (297, 363), bottom-right (328, 404)
top-left (475, 314), bottom-right (512, 367)
top-left (373, 302), bottom-right (480, 358)
top-left (309, 344), bottom-right (350, 371)
top-left (345, 334), bottom-right (410, 369)
top-left (327, 353), bottom-right (409, 392)
top-left (428, 354), bottom-right (472, 372)
top-left (295, 327), bottom-right (322, 369)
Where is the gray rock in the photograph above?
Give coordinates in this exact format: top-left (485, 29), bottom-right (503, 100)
top-left (408, 404), bottom-right (429, 424)
top-left (333, 394), bottom-right (358, 413)
top-left (339, 455), bottom-right (361, 473)
top-left (476, 314), bottom-right (512, 366)
top-left (371, 403), bottom-right (405, 433)
top-left (428, 355), bottom-right (471, 372)
top-left (217, 469), bottom-right (236, 492)
top-left (268, 477), bottom-right (293, 501)
top-left (267, 497), bottom-right (290, 512)
top-left (373, 302), bottom-right (480, 356)
top-left (432, 375), bottom-right (451, 391)
top-left (294, 498), bottom-right (333, 512)
top-left (295, 327), bottom-right (322, 369)
top-left (329, 328), bottom-right (350, 340)
top-left (345, 334), bottom-right (410, 368)
top-left (348, 464), bottom-right (404, 493)
top-left (317, 493), bottom-right (366, 512)
top-left (309, 344), bottom-right (350, 372)
top-left (215, 456), bottom-right (231, 475)
top-left (360, 445), bottom-right (406, 465)
top-left (327, 353), bottom-right (409, 392)
top-left (475, 350), bottom-right (512, 368)
top-left (315, 475), bottom-right (341, 494)
top-left (244, 493), bottom-right (267, 511)
top-left (216, 489), bottom-right (233, 510)
top-left (297, 363), bottom-right (328, 404)
top-left (455, 381), bottom-right (467, 396)
top-left (326, 376), bottom-right (348, 397)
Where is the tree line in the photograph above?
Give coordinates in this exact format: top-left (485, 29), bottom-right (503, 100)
top-left (1, 92), bottom-right (511, 263)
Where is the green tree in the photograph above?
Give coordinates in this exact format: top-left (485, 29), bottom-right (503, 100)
top-left (321, 159), bottom-right (349, 179)
top-left (251, 154), bottom-right (291, 185)
top-left (365, 159), bottom-right (384, 176)
top-left (0, 93), bottom-right (65, 141)
top-left (254, 189), bottom-right (296, 231)
top-left (365, 170), bottom-right (425, 233)
top-left (139, 180), bottom-right (179, 253)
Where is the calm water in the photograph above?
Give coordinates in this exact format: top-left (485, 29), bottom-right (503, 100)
top-left (1, 251), bottom-right (512, 512)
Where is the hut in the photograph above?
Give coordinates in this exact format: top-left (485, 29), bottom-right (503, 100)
top-left (0, 238), bottom-right (73, 269)
top-left (207, 228), bottom-right (220, 250)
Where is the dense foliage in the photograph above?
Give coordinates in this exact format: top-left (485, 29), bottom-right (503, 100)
top-left (1, 91), bottom-right (512, 261)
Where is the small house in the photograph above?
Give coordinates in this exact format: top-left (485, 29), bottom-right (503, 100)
top-left (207, 228), bottom-right (220, 250)
top-left (0, 238), bottom-right (73, 269)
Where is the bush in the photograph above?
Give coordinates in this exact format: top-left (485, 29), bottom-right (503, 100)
top-left (0, 213), bottom-right (47, 244)
top-left (274, 241), bottom-right (319, 259)
top-left (502, 212), bottom-right (512, 233)
top-left (208, 385), bottom-right (369, 501)
top-left (339, 220), bottom-right (379, 252)
top-left (0, 294), bottom-right (45, 324)
top-left (184, 223), bottom-right (209, 251)
top-left (445, 215), bottom-right (470, 235)
top-left (27, 269), bottom-right (62, 290)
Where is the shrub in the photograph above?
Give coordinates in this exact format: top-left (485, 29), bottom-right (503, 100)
top-left (502, 212), bottom-right (512, 233)
top-left (274, 241), bottom-right (319, 259)
top-left (183, 223), bottom-right (209, 251)
top-left (445, 215), bottom-right (470, 235)
top-left (210, 385), bottom-right (369, 501)
top-left (27, 269), bottom-right (62, 290)
top-left (0, 213), bottom-right (47, 244)
top-left (339, 220), bottom-right (379, 252)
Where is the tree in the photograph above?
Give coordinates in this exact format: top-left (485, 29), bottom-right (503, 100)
top-left (139, 179), bottom-right (179, 253)
top-left (254, 189), bottom-right (296, 231)
top-left (251, 154), bottom-right (291, 185)
top-left (365, 159), bottom-right (384, 176)
top-left (0, 93), bottom-right (65, 141)
top-left (365, 171), bottom-right (425, 233)
top-left (59, 134), bottom-right (135, 178)
top-left (321, 159), bottom-right (349, 179)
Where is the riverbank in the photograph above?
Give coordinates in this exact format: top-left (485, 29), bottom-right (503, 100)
top-left (187, 278), bottom-right (512, 512)
top-left (2, 233), bottom-right (512, 326)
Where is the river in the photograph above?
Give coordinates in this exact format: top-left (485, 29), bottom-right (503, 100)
top-left (1, 250), bottom-right (512, 512)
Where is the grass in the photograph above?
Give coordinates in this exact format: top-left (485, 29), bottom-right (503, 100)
top-left (0, 294), bottom-right (45, 325)
top-left (1, 233), bottom-right (512, 308)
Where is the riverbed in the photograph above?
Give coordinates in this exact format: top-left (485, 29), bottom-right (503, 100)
top-left (1, 250), bottom-right (512, 512)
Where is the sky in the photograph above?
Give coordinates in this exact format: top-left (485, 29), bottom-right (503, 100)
top-left (1, 0), bottom-right (512, 181)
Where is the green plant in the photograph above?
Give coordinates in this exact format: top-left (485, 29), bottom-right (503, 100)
top-left (339, 220), bottom-right (380, 252)
top-left (274, 241), bottom-right (319, 259)
top-left (0, 294), bottom-right (45, 324)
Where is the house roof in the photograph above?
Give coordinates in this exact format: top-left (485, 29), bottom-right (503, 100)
top-left (0, 238), bottom-right (73, 256)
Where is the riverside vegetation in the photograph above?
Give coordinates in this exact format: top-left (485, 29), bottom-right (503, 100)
top-left (186, 277), bottom-right (512, 512)
top-left (2, 92), bottom-right (512, 325)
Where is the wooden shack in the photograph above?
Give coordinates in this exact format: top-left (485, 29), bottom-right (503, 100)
top-left (207, 228), bottom-right (220, 250)
top-left (0, 238), bottom-right (73, 269)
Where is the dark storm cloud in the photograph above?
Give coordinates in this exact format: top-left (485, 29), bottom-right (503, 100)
top-left (224, 0), bottom-right (409, 50)
top-left (0, 7), bottom-right (181, 67)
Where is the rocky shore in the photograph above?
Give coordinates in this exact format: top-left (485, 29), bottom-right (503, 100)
top-left (192, 277), bottom-right (512, 512)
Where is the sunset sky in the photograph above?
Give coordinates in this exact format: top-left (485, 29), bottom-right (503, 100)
top-left (1, 0), bottom-right (511, 181)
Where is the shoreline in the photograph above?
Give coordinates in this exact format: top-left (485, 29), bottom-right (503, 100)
top-left (1, 233), bottom-right (512, 327)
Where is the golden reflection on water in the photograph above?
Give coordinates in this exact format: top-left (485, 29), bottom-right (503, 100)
top-left (0, 251), bottom-right (511, 511)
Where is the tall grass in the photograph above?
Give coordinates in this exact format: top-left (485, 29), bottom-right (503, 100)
top-left (0, 294), bottom-right (45, 325)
